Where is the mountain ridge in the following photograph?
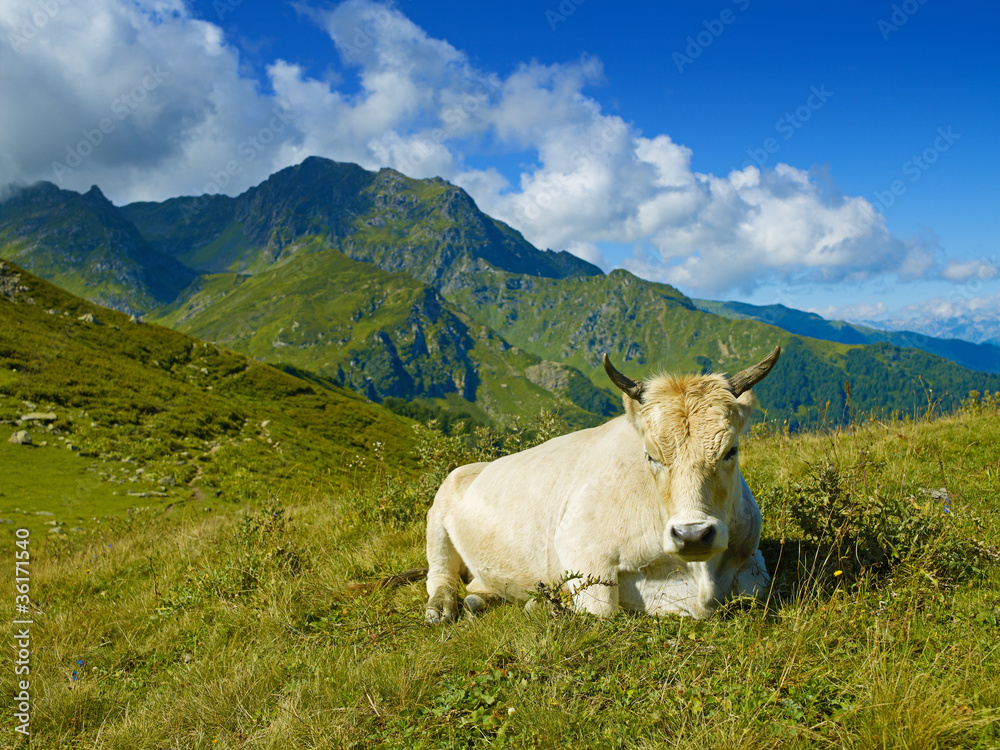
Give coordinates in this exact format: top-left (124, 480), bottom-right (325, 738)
top-left (4, 157), bottom-right (1000, 429)
top-left (694, 298), bottom-right (1000, 374)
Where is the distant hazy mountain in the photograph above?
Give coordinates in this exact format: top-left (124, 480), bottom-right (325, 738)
top-left (695, 299), bottom-right (1000, 374)
top-left (856, 314), bottom-right (1000, 350)
top-left (5, 157), bottom-right (1000, 429)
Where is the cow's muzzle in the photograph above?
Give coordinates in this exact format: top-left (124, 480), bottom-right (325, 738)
top-left (670, 522), bottom-right (719, 558)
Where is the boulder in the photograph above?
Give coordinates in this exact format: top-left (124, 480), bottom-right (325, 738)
top-left (19, 412), bottom-right (57, 424)
top-left (8, 430), bottom-right (31, 445)
top-left (78, 313), bottom-right (100, 324)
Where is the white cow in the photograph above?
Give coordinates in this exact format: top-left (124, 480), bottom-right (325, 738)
top-left (425, 346), bottom-right (780, 621)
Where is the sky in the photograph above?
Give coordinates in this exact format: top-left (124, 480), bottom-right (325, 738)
top-left (1, 0), bottom-right (998, 337)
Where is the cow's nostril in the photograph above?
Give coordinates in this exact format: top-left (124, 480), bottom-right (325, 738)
top-left (671, 522), bottom-right (717, 553)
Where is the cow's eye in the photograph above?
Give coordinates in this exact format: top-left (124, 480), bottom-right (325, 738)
top-left (646, 452), bottom-right (661, 467)
top-left (723, 446), bottom-right (738, 461)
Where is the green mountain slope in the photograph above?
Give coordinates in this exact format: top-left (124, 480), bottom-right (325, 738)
top-left (152, 244), bottom-right (618, 427)
top-left (0, 182), bottom-right (195, 313)
top-left (695, 298), bottom-right (1000, 374)
top-left (446, 267), bottom-right (1000, 428)
top-left (0, 259), bottom-right (416, 533)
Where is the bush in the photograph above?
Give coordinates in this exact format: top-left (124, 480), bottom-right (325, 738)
top-left (791, 458), bottom-right (996, 584)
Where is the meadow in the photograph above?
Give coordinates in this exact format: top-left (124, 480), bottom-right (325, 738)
top-left (3, 394), bottom-right (999, 749)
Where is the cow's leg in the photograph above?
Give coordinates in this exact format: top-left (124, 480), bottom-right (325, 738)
top-left (463, 578), bottom-right (505, 616)
top-left (553, 527), bottom-right (621, 616)
top-left (566, 569), bottom-right (620, 617)
top-left (425, 505), bottom-right (462, 624)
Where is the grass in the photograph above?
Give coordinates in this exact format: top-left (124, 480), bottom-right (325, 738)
top-left (0, 261), bottom-right (416, 542)
top-left (3, 397), bottom-right (999, 748)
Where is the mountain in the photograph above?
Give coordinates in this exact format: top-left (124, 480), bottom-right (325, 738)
top-left (694, 299), bottom-right (1000, 374)
top-left (442, 267), bottom-right (1000, 428)
top-left (6, 157), bottom-right (1000, 431)
top-left (122, 156), bottom-right (600, 287)
top-left (857, 312), bottom-right (1000, 350)
top-left (0, 182), bottom-right (195, 314)
top-left (152, 241), bottom-right (618, 427)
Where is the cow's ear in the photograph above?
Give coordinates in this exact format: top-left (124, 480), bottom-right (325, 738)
top-left (734, 389), bottom-right (756, 433)
top-left (622, 394), bottom-right (645, 433)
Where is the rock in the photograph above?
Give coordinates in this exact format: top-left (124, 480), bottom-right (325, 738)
top-left (65, 443), bottom-right (79, 452)
top-left (0, 519), bottom-right (14, 524)
top-left (160, 476), bottom-right (177, 487)
top-left (35, 511), bottom-right (54, 516)
top-left (70, 527), bottom-right (85, 532)
top-left (129, 314), bottom-right (143, 324)
top-left (8, 430), bottom-right (32, 445)
top-left (78, 313), bottom-right (100, 324)
top-left (19, 412), bottom-right (57, 424)
top-left (48, 526), bottom-right (64, 534)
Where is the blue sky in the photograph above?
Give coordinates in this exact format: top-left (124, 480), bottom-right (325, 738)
top-left (1, 0), bottom-right (997, 334)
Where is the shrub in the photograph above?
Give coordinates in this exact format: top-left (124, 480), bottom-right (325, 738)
top-left (791, 458), bottom-right (996, 584)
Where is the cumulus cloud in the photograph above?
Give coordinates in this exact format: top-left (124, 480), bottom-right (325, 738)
top-left (0, 0), bottom-right (957, 295)
top-left (0, 0), bottom-right (300, 200)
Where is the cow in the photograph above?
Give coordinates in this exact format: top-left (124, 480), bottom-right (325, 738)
top-left (424, 346), bottom-right (780, 622)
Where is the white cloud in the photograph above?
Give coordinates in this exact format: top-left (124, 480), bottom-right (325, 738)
top-left (810, 302), bottom-right (889, 323)
top-left (941, 258), bottom-right (998, 282)
top-left (0, 0), bottom-right (957, 296)
top-left (564, 241), bottom-right (607, 269)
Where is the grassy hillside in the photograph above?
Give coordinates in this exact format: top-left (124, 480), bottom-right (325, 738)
top-left (0, 260), bottom-right (416, 537)
top-left (696, 298), bottom-right (1000, 374)
top-left (151, 244), bottom-right (617, 427)
top-left (447, 268), bottom-right (1000, 429)
top-left (2, 389), bottom-right (998, 747)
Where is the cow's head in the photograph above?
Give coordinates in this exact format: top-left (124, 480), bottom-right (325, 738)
top-left (603, 346), bottom-right (780, 562)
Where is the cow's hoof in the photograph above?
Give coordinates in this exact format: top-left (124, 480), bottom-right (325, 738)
top-left (425, 588), bottom-right (459, 624)
top-left (463, 594), bottom-right (486, 615)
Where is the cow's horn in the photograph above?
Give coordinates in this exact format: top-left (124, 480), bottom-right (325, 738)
top-left (728, 345), bottom-right (781, 397)
top-left (603, 353), bottom-right (645, 403)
